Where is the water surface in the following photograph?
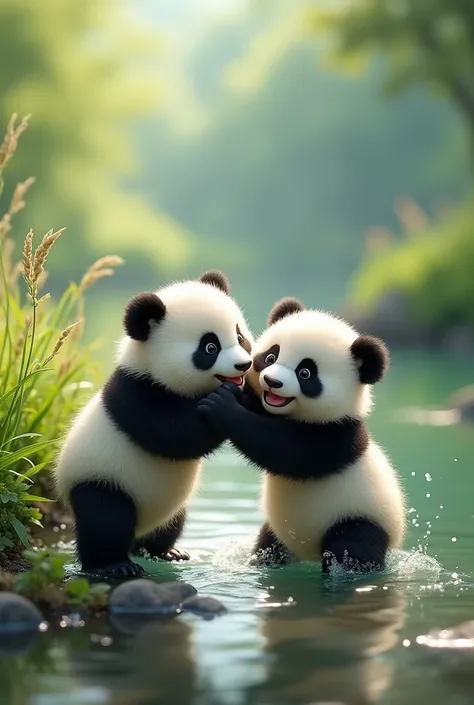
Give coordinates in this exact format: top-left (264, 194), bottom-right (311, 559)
top-left (2, 350), bottom-right (474, 705)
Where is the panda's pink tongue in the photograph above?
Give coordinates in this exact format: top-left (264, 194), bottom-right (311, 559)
top-left (266, 392), bottom-right (287, 406)
top-left (221, 376), bottom-right (242, 385)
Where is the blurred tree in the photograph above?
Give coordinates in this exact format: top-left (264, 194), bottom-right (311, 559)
top-left (136, 2), bottom-right (470, 322)
top-left (0, 0), bottom-right (190, 282)
top-left (309, 0), bottom-right (474, 165)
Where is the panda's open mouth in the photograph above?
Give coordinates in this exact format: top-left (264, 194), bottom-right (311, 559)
top-left (216, 375), bottom-right (244, 387)
top-left (263, 391), bottom-right (295, 407)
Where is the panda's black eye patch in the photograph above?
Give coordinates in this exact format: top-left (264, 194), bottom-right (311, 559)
top-left (253, 344), bottom-right (280, 373)
top-left (193, 333), bottom-right (221, 371)
top-left (295, 358), bottom-right (322, 398)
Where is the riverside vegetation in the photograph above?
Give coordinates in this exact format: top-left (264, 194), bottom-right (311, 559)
top-left (0, 114), bottom-right (123, 577)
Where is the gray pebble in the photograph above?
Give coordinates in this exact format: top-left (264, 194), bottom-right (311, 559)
top-left (181, 595), bottom-right (227, 619)
top-left (109, 579), bottom-right (197, 615)
top-left (0, 592), bottom-right (44, 633)
top-left (156, 581), bottom-right (197, 604)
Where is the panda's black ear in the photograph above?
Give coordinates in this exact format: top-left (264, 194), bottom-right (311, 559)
top-left (123, 293), bottom-right (166, 341)
top-left (268, 297), bottom-right (305, 326)
top-left (199, 269), bottom-right (230, 295)
top-left (350, 335), bottom-right (390, 384)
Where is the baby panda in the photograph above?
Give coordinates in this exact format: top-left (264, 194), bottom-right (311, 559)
top-left (54, 270), bottom-right (253, 579)
top-left (197, 297), bottom-right (406, 574)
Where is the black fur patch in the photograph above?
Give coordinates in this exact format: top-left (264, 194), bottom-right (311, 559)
top-left (252, 522), bottom-right (292, 566)
top-left (267, 297), bottom-right (305, 326)
top-left (236, 324), bottom-right (252, 354)
top-left (321, 516), bottom-right (389, 573)
top-left (70, 481), bottom-right (143, 576)
top-left (124, 292), bottom-right (166, 342)
top-left (192, 332), bottom-right (221, 371)
top-left (199, 269), bottom-right (230, 295)
top-left (253, 344), bottom-right (280, 373)
top-left (226, 392), bottom-right (369, 481)
top-left (102, 367), bottom-right (227, 460)
top-left (295, 358), bottom-right (322, 398)
top-left (350, 335), bottom-right (390, 385)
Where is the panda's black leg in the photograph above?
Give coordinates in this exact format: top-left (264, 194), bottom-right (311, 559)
top-left (69, 481), bottom-right (144, 579)
top-left (250, 522), bottom-right (292, 567)
top-left (321, 516), bottom-right (389, 575)
top-left (133, 508), bottom-right (190, 562)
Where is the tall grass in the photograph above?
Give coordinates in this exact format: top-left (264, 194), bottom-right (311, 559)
top-left (0, 114), bottom-right (123, 555)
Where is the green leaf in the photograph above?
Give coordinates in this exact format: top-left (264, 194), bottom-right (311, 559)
top-left (10, 518), bottom-right (30, 546)
top-left (67, 578), bottom-right (90, 600)
top-left (0, 440), bottom-right (52, 471)
top-left (20, 494), bottom-right (54, 503)
top-left (0, 433), bottom-right (42, 448)
top-left (1, 492), bottom-right (18, 504)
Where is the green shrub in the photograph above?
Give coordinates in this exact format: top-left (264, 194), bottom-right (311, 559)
top-left (0, 114), bottom-right (123, 556)
top-left (0, 549), bottom-right (110, 612)
top-left (351, 198), bottom-right (474, 327)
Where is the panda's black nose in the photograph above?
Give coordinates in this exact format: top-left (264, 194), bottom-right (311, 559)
top-left (264, 375), bottom-right (283, 389)
top-left (234, 360), bottom-right (252, 372)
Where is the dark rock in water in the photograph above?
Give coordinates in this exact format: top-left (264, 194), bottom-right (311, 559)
top-left (0, 593), bottom-right (43, 633)
top-left (156, 581), bottom-right (197, 604)
top-left (345, 291), bottom-right (431, 348)
top-left (181, 595), bottom-right (227, 619)
top-left (109, 579), bottom-right (197, 615)
top-left (448, 385), bottom-right (474, 424)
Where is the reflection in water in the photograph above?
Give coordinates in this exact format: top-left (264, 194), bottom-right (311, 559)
top-left (254, 572), bottom-right (407, 705)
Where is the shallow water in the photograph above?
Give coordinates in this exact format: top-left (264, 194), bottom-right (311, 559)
top-left (2, 350), bottom-right (474, 705)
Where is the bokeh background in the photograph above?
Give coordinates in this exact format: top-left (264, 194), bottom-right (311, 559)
top-left (2, 0), bottom-right (473, 370)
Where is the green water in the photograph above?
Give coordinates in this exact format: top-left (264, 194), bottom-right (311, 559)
top-left (2, 350), bottom-right (474, 705)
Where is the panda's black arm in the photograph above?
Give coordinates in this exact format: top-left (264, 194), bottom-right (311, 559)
top-left (102, 368), bottom-right (227, 460)
top-left (197, 386), bottom-right (369, 480)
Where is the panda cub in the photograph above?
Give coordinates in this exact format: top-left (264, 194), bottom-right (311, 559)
top-left (55, 270), bottom-right (253, 579)
top-left (198, 297), bottom-right (406, 574)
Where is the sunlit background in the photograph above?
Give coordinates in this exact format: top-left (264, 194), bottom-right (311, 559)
top-left (2, 0), bottom-right (473, 369)
top-left (3, 2), bottom-right (474, 705)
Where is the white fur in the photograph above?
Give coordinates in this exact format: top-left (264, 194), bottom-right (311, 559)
top-left (55, 394), bottom-right (200, 537)
top-left (117, 280), bottom-right (253, 397)
top-left (252, 308), bottom-right (406, 559)
top-left (54, 277), bottom-right (253, 538)
top-left (255, 310), bottom-right (372, 422)
top-left (262, 442), bottom-right (405, 560)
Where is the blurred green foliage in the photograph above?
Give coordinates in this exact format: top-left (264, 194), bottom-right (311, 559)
top-left (0, 0), bottom-right (190, 281)
top-left (309, 0), bottom-right (474, 152)
top-left (352, 199), bottom-right (474, 325)
top-left (135, 2), bottom-right (470, 324)
top-left (303, 0), bottom-right (474, 328)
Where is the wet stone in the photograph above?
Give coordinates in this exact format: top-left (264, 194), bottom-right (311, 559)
top-left (109, 579), bottom-right (197, 615)
top-left (0, 592), bottom-right (44, 634)
top-left (181, 595), bottom-right (227, 620)
top-left (156, 581), bottom-right (197, 604)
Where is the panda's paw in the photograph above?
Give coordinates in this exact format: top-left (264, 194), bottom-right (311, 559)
top-left (159, 548), bottom-right (190, 562)
top-left (92, 560), bottom-right (145, 580)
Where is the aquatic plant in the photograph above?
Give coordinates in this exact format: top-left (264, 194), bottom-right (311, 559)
top-left (0, 549), bottom-right (110, 612)
top-left (0, 114), bottom-right (123, 565)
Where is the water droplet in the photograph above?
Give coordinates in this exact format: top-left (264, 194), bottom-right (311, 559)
top-left (440, 505), bottom-right (444, 510)
top-left (452, 537), bottom-right (457, 542)
top-left (411, 471), bottom-right (416, 476)
top-left (38, 622), bottom-right (48, 633)
top-left (403, 638), bottom-right (411, 647)
top-left (425, 473), bottom-right (432, 482)
top-left (452, 573), bottom-right (459, 579)
top-left (426, 493), bottom-right (431, 498)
